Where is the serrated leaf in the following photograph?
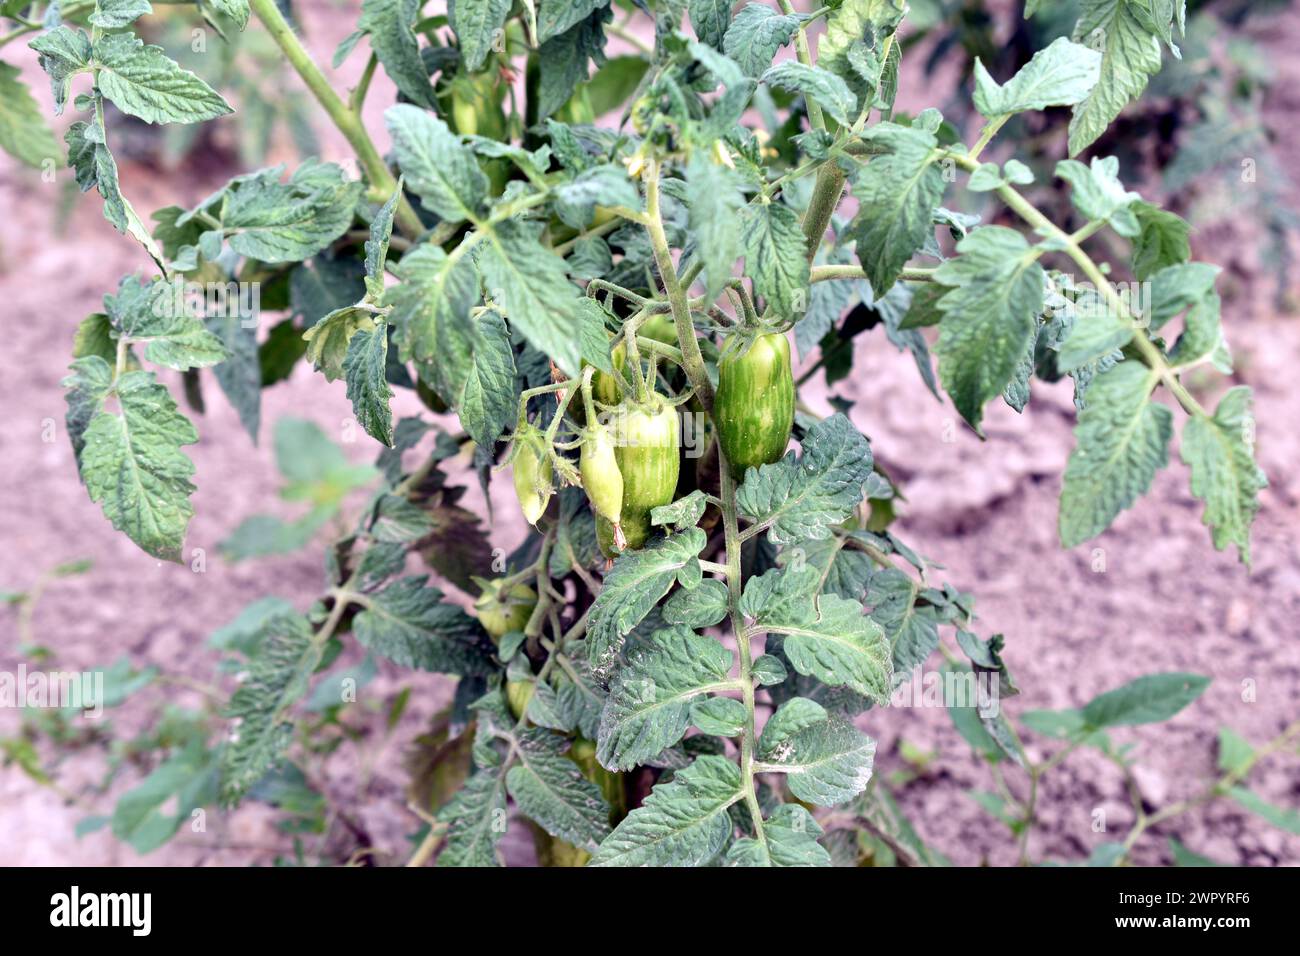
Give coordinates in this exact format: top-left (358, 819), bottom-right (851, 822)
top-left (689, 0), bottom-right (731, 49)
top-left (388, 242), bottom-right (480, 388)
top-left (343, 321), bottom-right (394, 446)
top-left (736, 414), bottom-right (873, 545)
top-left (686, 153), bottom-right (746, 300)
top-left (553, 163), bottom-right (640, 230)
top-left (755, 715), bottom-right (875, 806)
top-left (1148, 262), bottom-right (1219, 330)
top-left (723, 3), bottom-right (803, 77)
top-left (1056, 156), bottom-right (1141, 237)
top-left (758, 697), bottom-right (828, 756)
top-left (221, 162), bottom-right (362, 263)
top-left (360, 0), bottom-right (438, 109)
top-left (0, 63), bottom-right (60, 168)
top-left (352, 576), bottom-right (495, 676)
top-left (597, 625), bottom-right (735, 770)
top-left (691, 696), bottom-right (746, 737)
top-left (28, 26), bottom-right (92, 115)
top-left (207, 311), bottom-right (261, 443)
top-left (78, 370), bottom-right (198, 562)
top-left (1068, 0), bottom-right (1165, 156)
top-left (752, 654), bottom-right (787, 686)
top-left (1054, 288), bottom-right (1135, 373)
top-left (386, 104), bottom-right (486, 224)
top-left (743, 200), bottom-right (810, 317)
top-left (104, 275), bottom-right (229, 370)
top-left (303, 306), bottom-right (375, 382)
top-left (1180, 388), bottom-right (1266, 566)
top-left (1228, 787), bottom-right (1300, 836)
top-left (762, 61), bottom-right (857, 126)
top-left (93, 31), bottom-right (232, 124)
top-left (457, 310), bottom-right (517, 449)
top-left (650, 490), bottom-right (708, 530)
top-left (209, 0), bottom-right (251, 30)
top-left (436, 768), bottom-right (507, 866)
top-left (63, 354), bottom-right (115, 467)
top-left (91, 0), bottom-right (153, 28)
top-left (866, 568), bottom-right (941, 683)
top-left (364, 181), bottom-right (402, 301)
top-left (973, 36), bottom-right (1101, 117)
top-left (725, 804), bottom-right (830, 866)
top-left (507, 728), bottom-right (611, 850)
top-left (816, 0), bottom-right (905, 106)
top-left (846, 122), bottom-right (945, 294)
top-left (536, 7), bottom-right (611, 120)
top-left (63, 122), bottom-right (166, 271)
top-left (589, 755), bottom-right (743, 866)
top-left (452, 0), bottom-right (513, 71)
top-left (477, 219), bottom-right (590, 376)
top-left (746, 566), bottom-right (891, 703)
top-left (933, 226), bottom-right (1045, 433)
top-left (220, 613), bottom-right (319, 806)
top-left (662, 577), bottom-right (729, 628)
top-left (1130, 202), bottom-right (1190, 280)
top-left (1059, 360), bottom-right (1171, 547)
top-left (1081, 672), bottom-right (1210, 728)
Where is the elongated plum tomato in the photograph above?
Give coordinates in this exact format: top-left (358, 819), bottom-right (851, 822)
top-left (609, 396), bottom-right (680, 550)
top-left (513, 439), bottom-right (552, 525)
top-left (639, 313), bottom-right (678, 346)
top-left (473, 579), bottom-right (537, 643)
top-left (715, 332), bottom-right (794, 478)
top-left (506, 679), bottom-right (534, 721)
top-left (580, 424), bottom-right (623, 524)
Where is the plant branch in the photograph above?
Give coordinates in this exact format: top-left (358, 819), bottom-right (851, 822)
top-left (947, 150), bottom-right (1208, 419)
top-left (643, 160), bottom-right (715, 413)
top-left (247, 0), bottom-right (423, 239)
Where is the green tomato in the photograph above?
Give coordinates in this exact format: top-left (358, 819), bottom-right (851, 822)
top-left (640, 313), bottom-right (678, 347)
top-left (506, 679), bottom-right (534, 721)
top-left (473, 579), bottom-right (537, 642)
top-left (580, 424), bottom-right (623, 524)
top-left (611, 395), bottom-right (680, 548)
top-left (513, 438), bottom-right (553, 525)
top-left (715, 332), bottom-right (794, 478)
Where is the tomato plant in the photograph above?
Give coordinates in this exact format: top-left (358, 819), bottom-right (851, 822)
top-left (3, 0), bottom-right (1293, 869)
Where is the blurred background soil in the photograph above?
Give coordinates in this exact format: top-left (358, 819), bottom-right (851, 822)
top-left (1, 1), bottom-right (1297, 866)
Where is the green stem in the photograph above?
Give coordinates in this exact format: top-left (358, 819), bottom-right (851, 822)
top-left (349, 53), bottom-right (378, 115)
top-left (811, 264), bottom-right (937, 283)
top-left (644, 161), bottom-right (715, 413)
top-left (947, 151), bottom-right (1208, 419)
top-left (968, 114), bottom-right (1009, 162)
top-left (800, 163), bottom-right (846, 261)
top-left (247, 0), bottom-right (423, 239)
top-left (721, 463), bottom-right (767, 849)
top-left (781, 0), bottom-right (825, 131)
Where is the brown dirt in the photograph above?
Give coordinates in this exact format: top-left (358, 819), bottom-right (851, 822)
top-left (1, 2), bottom-right (1297, 867)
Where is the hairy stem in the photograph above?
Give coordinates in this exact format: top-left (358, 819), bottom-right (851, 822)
top-left (644, 161), bottom-right (716, 412)
top-left (948, 151), bottom-right (1207, 419)
top-left (721, 464), bottom-right (768, 848)
top-left (247, 0), bottom-right (424, 239)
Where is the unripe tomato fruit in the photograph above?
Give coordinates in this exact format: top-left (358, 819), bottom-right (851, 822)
top-left (506, 679), bottom-right (534, 720)
top-left (580, 425), bottom-right (623, 524)
top-left (715, 332), bottom-right (794, 478)
top-left (608, 396), bottom-right (680, 551)
top-left (473, 579), bottom-right (537, 643)
top-left (513, 439), bottom-right (553, 525)
top-left (640, 314), bottom-right (678, 346)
